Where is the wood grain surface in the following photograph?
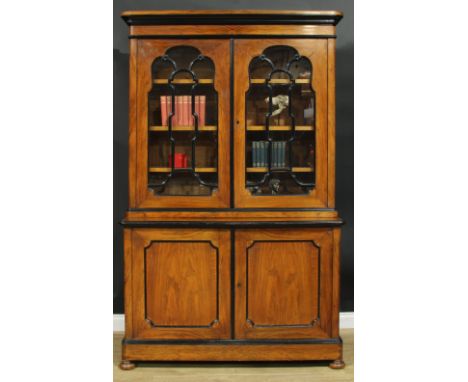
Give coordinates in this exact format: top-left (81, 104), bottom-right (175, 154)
top-left (128, 229), bottom-right (231, 340)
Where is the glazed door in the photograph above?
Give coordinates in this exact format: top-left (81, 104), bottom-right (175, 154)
top-left (234, 228), bottom-right (333, 339)
top-left (129, 229), bottom-right (231, 339)
top-left (132, 40), bottom-right (230, 208)
top-left (233, 39), bottom-right (329, 208)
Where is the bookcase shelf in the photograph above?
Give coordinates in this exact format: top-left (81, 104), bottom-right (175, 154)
top-left (246, 167), bottom-right (314, 173)
top-left (246, 125), bottom-right (313, 131)
top-left (154, 79), bottom-right (213, 84)
top-left (149, 167), bottom-right (217, 173)
top-left (149, 125), bottom-right (217, 131)
top-left (250, 78), bottom-right (309, 84)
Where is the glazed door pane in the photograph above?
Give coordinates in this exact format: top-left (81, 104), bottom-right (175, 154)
top-left (234, 40), bottom-right (329, 208)
top-left (134, 40), bottom-right (230, 208)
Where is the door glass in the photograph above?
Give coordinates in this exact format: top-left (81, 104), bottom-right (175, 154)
top-left (245, 46), bottom-right (315, 196)
top-left (147, 46), bottom-right (218, 196)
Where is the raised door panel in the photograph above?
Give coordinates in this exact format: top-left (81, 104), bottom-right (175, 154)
top-left (130, 229), bottom-right (231, 339)
top-left (132, 39), bottom-right (230, 208)
top-left (233, 39), bottom-right (329, 208)
top-left (235, 229), bottom-right (333, 339)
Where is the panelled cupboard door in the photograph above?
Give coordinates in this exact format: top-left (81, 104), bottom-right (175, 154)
top-left (129, 229), bottom-right (231, 339)
top-left (132, 40), bottom-right (230, 208)
top-left (233, 39), bottom-right (329, 208)
top-left (235, 229), bottom-right (334, 339)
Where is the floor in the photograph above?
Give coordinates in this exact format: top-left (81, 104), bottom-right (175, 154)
top-left (113, 329), bottom-right (354, 382)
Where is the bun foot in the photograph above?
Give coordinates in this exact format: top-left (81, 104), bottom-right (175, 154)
top-left (119, 360), bottom-right (136, 370)
top-left (329, 359), bottom-right (345, 369)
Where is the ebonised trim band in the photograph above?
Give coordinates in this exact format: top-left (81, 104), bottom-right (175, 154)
top-left (122, 337), bottom-right (342, 345)
top-left (128, 207), bottom-right (337, 212)
top-left (120, 220), bottom-right (344, 228)
top-left (122, 15), bottom-right (343, 27)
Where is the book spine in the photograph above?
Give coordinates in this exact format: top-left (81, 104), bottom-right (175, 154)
top-left (200, 95), bottom-right (206, 127)
top-left (185, 95), bottom-right (190, 126)
top-left (279, 142), bottom-right (282, 167)
top-left (195, 96), bottom-right (199, 127)
top-left (253, 142), bottom-right (258, 167)
top-left (258, 142), bottom-right (262, 167)
top-left (173, 96), bottom-right (178, 126)
top-left (275, 142), bottom-right (281, 167)
top-left (270, 142), bottom-right (274, 168)
top-left (262, 141), bottom-right (266, 168)
top-left (281, 141), bottom-right (286, 167)
top-left (184, 96), bottom-right (188, 127)
top-left (166, 96), bottom-right (172, 126)
top-left (160, 96), bottom-right (167, 126)
top-left (189, 95), bottom-right (193, 127)
top-left (176, 96), bottom-right (181, 126)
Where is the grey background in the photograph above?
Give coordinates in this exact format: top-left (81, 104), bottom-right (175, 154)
top-left (114, 0), bottom-right (354, 313)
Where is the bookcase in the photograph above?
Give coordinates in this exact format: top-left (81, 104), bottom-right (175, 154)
top-left (120, 10), bottom-right (345, 370)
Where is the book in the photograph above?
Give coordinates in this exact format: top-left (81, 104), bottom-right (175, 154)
top-left (173, 96), bottom-right (178, 126)
top-left (272, 142), bottom-right (280, 167)
top-left (166, 96), bottom-right (172, 127)
top-left (282, 141), bottom-right (287, 167)
top-left (262, 141), bottom-right (267, 167)
top-left (259, 141), bottom-right (262, 167)
top-left (253, 142), bottom-right (258, 167)
top-left (189, 96), bottom-right (194, 127)
top-left (199, 95), bottom-right (206, 127)
top-left (182, 95), bottom-right (188, 126)
top-left (194, 96), bottom-right (199, 127)
top-left (160, 96), bottom-right (167, 126)
top-left (280, 141), bottom-right (286, 167)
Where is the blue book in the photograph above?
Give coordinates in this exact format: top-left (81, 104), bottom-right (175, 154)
top-left (280, 141), bottom-right (285, 167)
top-left (261, 141), bottom-right (266, 167)
top-left (273, 142), bottom-right (278, 168)
top-left (252, 141), bottom-right (257, 167)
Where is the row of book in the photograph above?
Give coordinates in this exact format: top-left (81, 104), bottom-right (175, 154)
top-left (252, 141), bottom-right (287, 168)
top-left (160, 95), bottom-right (206, 127)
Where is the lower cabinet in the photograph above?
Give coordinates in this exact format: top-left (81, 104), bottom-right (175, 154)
top-left (122, 226), bottom-right (342, 364)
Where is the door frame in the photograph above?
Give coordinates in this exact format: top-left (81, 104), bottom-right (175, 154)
top-left (131, 39), bottom-right (231, 208)
top-left (233, 39), bottom-right (329, 208)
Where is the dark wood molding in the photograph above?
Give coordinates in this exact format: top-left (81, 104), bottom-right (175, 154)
top-left (122, 10), bottom-right (343, 27)
top-left (121, 220), bottom-right (344, 228)
top-left (245, 240), bottom-right (321, 329)
top-left (143, 240), bottom-right (220, 329)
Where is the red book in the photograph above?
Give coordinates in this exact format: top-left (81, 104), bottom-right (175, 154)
top-left (174, 96), bottom-right (180, 126)
top-left (183, 95), bottom-right (189, 126)
top-left (160, 96), bottom-right (167, 126)
top-left (199, 95), bottom-right (206, 127)
top-left (188, 96), bottom-right (193, 127)
top-left (166, 96), bottom-right (172, 126)
top-left (174, 153), bottom-right (185, 168)
top-left (194, 96), bottom-right (199, 127)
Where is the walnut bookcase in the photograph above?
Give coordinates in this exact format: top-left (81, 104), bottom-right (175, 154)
top-left (120, 10), bottom-right (345, 370)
